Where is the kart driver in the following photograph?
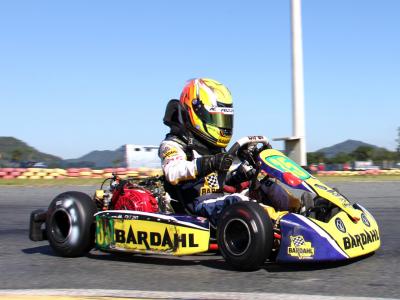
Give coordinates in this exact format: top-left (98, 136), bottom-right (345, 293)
top-left (159, 78), bottom-right (300, 224)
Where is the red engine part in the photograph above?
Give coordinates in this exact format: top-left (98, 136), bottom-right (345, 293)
top-left (113, 185), bottom-right (159, 213)
top-left (223, 181), bottom-right (250, 193)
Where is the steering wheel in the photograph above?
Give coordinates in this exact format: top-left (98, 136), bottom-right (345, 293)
top-left (224, 136), bottom-right (272, 195)
top-left (227, 136), bottom-right (271, 167)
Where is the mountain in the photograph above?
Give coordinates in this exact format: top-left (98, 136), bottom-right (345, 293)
top-left (316, 139), bottom-right (381, 158)
top-left (0, 137), bottom-right (63, 167)
top-left (0, 136), bottom-right (144, 168)
top-left (64, 146), bottom-right (126, 168)
top-left (0, 136), bottom-right (389, 168)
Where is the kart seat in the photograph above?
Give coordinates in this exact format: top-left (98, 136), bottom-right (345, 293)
top-left (162, 99), bottom-right (197, 215)
top-left (163, 180), bottom-right (196, 215)
top-left (163, 99), bottom-right (186, 136)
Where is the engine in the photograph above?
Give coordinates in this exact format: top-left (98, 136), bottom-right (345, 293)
top-left (113, 185), bottom-right (159, 213)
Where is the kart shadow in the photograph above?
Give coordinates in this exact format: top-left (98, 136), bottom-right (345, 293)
top-left (264, 253), bottom-right (374, 272)
top-left (21, 245), bottom-right (235, 270)
top-left (86, 250), bottom-right (233, 269)
top-left (22, 245), bottom-right (374, 272)
top-left (22, 245), bottom-right (58, 256)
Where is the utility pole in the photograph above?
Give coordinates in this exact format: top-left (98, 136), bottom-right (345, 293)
top-left (291, 0), bottom-right (307, 166)
top-left (273, 0), bottom-right (307, 166)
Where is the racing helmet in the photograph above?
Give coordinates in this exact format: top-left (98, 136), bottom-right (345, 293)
top-left (180, 78), bottom-right (234, 148)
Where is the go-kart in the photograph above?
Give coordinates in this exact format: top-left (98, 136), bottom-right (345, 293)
top-left (29, 136), bottom-right (380, 271)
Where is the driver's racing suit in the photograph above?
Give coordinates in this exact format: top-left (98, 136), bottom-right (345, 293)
top-left (159, 134), bottom-right (299, 224)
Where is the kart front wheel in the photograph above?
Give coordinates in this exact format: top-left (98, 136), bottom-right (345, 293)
top-left (217, 201), bottom-right (273, 271)
top-left (46, 191), bottom-right (97, 257)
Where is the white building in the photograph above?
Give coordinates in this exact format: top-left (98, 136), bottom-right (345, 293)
top-left (125, 144), bottom-right (160, 169)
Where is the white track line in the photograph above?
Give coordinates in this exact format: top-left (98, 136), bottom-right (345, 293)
top-left (0, 289), bottom-right (399, 300)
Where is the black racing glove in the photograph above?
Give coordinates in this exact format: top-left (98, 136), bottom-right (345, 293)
top-left (196, 153), bottom-right (234, 177)
top-left (226, 161), bottom-right (257, 186)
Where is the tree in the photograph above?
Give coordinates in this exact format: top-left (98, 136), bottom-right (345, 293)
top-left (372, 148), bottom-right (396, 163)
top-left (307, 152), bottom-right (326, 164)
top-left (11, 149), bottom-right (23, 162)
top-left (351, 146), bottom-right (374, 161)
top-left (331, 152), bottom-right (353, 164)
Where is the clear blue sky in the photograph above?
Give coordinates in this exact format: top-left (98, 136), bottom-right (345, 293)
top-left (0, 1), bottom-right (399, 159)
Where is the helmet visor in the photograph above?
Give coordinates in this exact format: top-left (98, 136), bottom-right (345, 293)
top-left (194, 103), bottom-right (234, 129)
top-left (207, 112), bottom-right (233, 129)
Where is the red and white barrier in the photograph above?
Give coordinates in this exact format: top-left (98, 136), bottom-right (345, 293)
top-left (1, 167), bottom-right (399, 180)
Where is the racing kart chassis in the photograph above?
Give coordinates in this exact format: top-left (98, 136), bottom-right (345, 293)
top-left (29, 136), bottom-right (380, 270)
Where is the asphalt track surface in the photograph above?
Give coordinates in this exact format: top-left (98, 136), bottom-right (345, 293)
top-left (0, 182), bottom-right (399, 299)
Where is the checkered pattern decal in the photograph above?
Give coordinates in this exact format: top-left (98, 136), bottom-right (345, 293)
top-left (291, 235), bottom-right (306, 247)
top-left (206, 174), bottom-right (219, 188)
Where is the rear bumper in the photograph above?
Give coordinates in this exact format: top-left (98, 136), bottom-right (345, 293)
top-left (29, 209), bottom-right (48, 241)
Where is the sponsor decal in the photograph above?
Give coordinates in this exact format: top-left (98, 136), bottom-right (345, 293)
top-left (208, 107), bottom-right (234, 114)
top-left (205, 174), bottom-right (219, 188)
top-left (96, 217), bottom-right (115, 248)
top-left (200, 187), bottom-right (220, 195)
top-left (164, 156), bottom-right (183, 164)
top-left (162, 148), bottom-right (179, 159)
top-left (335, 218), bottom-right (346, 233)
top-left (361, 213), bottom-right (370, 227)
top-left (120, 214), bottom-right (139, 220)
top-left (218, 136), bottom-right (231, 145)
top-left (343, 229), bottom-right (380, 250)
top-left (200, 174), bottom-right (220, 195)
top-left (288, 235), bottom-right (315, 259)
top-left (266, 155), bottom-right (310, 180)
top-left (248, 136), bottom-right (265, 141)
top-left (114, 225), bottom-right (199, 249)
top-left (313, 184), bottom-right (351, 207)
top-left (96, 215), bottom-right (210, 255)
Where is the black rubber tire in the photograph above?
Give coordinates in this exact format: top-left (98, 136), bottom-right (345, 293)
top-left (217, 201), bottom-right (274, 271)
top-left (46, 191), bottom-right (97, 257)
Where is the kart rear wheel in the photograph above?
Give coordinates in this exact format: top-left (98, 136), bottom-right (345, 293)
top-left (217, 201), bottom-right (273, 271)
top-left (46, 191), bottom-right (97, 257)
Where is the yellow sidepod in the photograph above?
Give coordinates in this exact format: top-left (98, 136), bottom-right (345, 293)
top-left (96, 211), bottom-right (210, 256)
